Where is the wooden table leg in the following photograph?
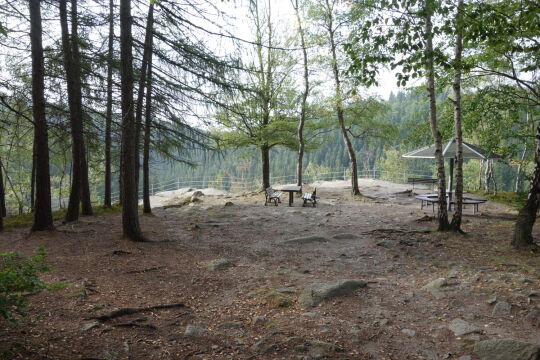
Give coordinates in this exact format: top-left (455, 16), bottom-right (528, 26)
top-left (289, 192), bottom-right (293, 206)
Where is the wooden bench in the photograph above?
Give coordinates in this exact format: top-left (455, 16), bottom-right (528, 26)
top-left (302, 188), bottom-right (317, 207)
top-left (265, 187), bottom-right (282, 206)
top-left (407, 177), bottom-right (437, 190)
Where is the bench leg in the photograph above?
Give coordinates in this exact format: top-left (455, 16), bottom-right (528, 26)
top-left (288, 192), bottom-right (293, 207)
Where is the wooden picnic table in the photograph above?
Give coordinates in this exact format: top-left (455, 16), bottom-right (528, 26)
top-left (279, 185), bottom-right (302, 207)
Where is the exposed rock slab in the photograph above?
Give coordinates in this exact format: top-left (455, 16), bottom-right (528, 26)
top-left (473, 339), bottom-right (540, 360)
top-left (280, 236), bottom-right (329, 245)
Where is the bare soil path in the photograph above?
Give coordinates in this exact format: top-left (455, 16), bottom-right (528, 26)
top-left (1, 180), bottom-right (539, 359)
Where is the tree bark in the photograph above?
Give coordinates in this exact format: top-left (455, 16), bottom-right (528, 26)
top-left (134, 2), bottom-right (155, 190)
top-left (325, 0), bottom-right (360, 195)
top-left (450, 0), bottom-right (464, 232)
top-left (261, 145), bottom-right (270, 190)
top-left (72, 0), bottom-right (92, 216)
top-left (292, 0), bottom-right (309, 187)
top-left (30, 141), bottom-right (36, 211)
top-left (61, 0), bottom-right (92, 222)
top-left (29, 0), bottom-right (54, 231)
top-left (0, 158), bottom-right (5, 229)
top-left (120, 0), bottom-right (147, 241)
top-left (143, 17), bottom-right (154, 214)
top-left (425, 6), bottom-right (449, 231)
top-left (512, 122), bottom-right (540, 249)
top-left (104, 0), bottom-right (114, 207)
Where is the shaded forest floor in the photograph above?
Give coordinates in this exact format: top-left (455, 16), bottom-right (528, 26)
top-left (0, 180), bottom-right (539, 359)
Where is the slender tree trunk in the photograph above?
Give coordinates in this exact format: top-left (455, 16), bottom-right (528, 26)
top-left (104, 0), bottom-right (114, 207)
top-left (261, 145), bottom-right (270, 190)
top-left (134, 2), bottom-right (155, 191)
top-left (61, 0), bottom-right (92, 221)
top-left (120, 0), bottom-right (146, 241)
top-left (292, 0), bottom-right (309, 187)
top-left (325, 0), bottom-right (360, 195)
top-left (142, 20), bottom-right (154, 214)
top-left (515, 147), bottom-right (527, 192)
top-left (450, 0), bottom-right (464, 232)
top-left (512, 121), bottom-right (540, 249)
top-left (425, 7), bottom-right (449, 231)
top-left (29, 0), bottom-right (54, 231)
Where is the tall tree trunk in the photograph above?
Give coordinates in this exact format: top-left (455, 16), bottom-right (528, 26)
top-left (30, 141), bottom-right (36, 211)
top-left (142, 16), bottom-right (154, 214)
top-left (72, 0), bottom-right (93, 216)
top-left (29, 0), bottom-right (54, 231)
top-left (450, 0), bottom-right (464, 232)
top-left (104, 0), bottom-right (114, 207)
top-left (292, 0), bottom-right (309, 187)
top-left (134, 2), bottom-right (155, 190)
top-left (512, 121), bottom-right (540, 249)
top-left (0, 158), bottom-right (5, 230)
top-left (325, 0), bottom-right (360, 195)
top-left (261, 145), bottom-right (270, 190)
top-left (425, 6), bottom-right (449, 231)
top-left (61, 0), bottom-right (92, 222)
top-left (120, 0), bottom-right (147, 241)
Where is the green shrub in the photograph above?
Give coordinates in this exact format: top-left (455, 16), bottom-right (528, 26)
top-left (0, 247), bottom-right (52, 322)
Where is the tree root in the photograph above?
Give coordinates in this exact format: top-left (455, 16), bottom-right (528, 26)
top-left (89, 302), bottom-right (186, 321)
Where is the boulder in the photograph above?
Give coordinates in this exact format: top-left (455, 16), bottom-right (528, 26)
top-left (474, 339), bottom-right (540, 360)
top-left (298, 279), bottom-right (367, 308)
top-left (492, 301), bottom-right (512, 316)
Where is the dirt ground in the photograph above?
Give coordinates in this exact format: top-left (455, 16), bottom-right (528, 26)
top-left (0, 180), bottom-right (539, 360)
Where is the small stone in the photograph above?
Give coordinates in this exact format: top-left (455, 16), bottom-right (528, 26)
top-left (185, 325), bottom-right (205, 336)
top-left (399, 239), bottom-right (415, 246)
top-left (449, 299), bottom-right (464, 308)
top-left (217, 322), bottom-right (242, 329)
top-left (252, 316), bottom-right (268, 326)
top-left (379, 319), bottom-right (390, 326)
top-left (486, 295), bottom-right (498, 304)
top-left (528, 291), bottom-right (540, 297)
top-left (302, 312), bottom-right (318, 318)
top-left (492, 301), bottom-right (511, 316)
top-left (82, 321), bottom-right (100, 331)
top-left (207, 259), bottom-right (232, 271)
top-left (448, 268), bottom-right (460, 278)
top-left (224, 201), bottom-right (234, 207)
top-left (448, 318), bottom-right (481, 337)
top-left (401, 328), bottom-right (416, 337)
top-left (458, 355), bottom-right (472, 360)
top-left (332, 233), bottom-right (358, 240)
top-left (376, 240), bottom-right (396, 248)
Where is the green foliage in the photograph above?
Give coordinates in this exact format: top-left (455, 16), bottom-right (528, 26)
top-left (470, 190), bottom-right (527, 210)
top-left (0, 247), bottom-right (53, 322)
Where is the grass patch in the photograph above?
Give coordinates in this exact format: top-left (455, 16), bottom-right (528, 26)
top-left (2, 205), bottom-right (122, 231)
top-left (469, 190), bottom-right (527, 210)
